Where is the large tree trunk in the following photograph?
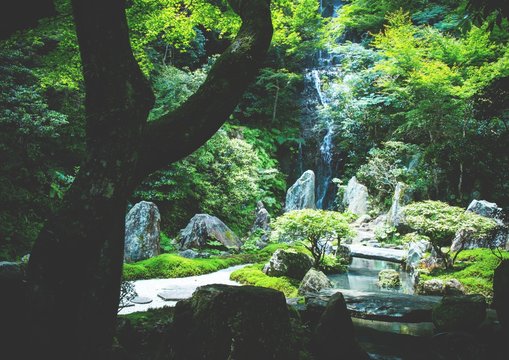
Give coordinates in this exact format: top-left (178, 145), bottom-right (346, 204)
top-left (25, 1), bottom-right (272, 358)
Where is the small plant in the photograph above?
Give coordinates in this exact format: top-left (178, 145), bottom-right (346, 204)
top-left (160, 232), bottom-right (176, 253)
top-left (118, 280), bottom-right (138, 313)
top-left (271, 209), bottom-right (353, 270)
top-left (374, 225), bottom-right (401, 244)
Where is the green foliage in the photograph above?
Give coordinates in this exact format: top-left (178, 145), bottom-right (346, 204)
top-left (320, 255), bottom-right (348, 274)
top-left (356, 141), bottom-right (424, 207)
top-left (403, 201), bottom-right (498, 247)
top-left (230, 263), bottom-right (300, 298)
top-left (271, 209), bottom-right (353, 269)
top-left (374, 225), bottom-right (401, 245)
top-left (159, 232), bottom-right (176, 253)
top-left (134, 128), bottom-right (277, 236)
top-left (420, 249), bottom-right (509, 302)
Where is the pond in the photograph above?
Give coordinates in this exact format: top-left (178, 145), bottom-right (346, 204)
top-left (328, 257), bottom-right (414, 294)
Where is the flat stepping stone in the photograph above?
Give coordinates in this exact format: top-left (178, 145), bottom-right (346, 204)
top-left (131, 296), bottom-right (152, 304)
top-left (346, 244), bottom-right (406, 263)
top-left (157, 290), bottom-right (193, 301)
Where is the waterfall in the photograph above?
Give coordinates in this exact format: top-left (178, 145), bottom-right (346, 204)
top-left (300, 0), bottom-right (343, 210)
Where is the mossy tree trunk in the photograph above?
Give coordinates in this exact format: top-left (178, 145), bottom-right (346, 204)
top-left (25, 1), bottom-right (272, 358)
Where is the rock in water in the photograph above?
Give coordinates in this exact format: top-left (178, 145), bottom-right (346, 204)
top-left (432, 294), bottom-right (486, 332)
top-left (312, 293), bottom-right (369, 360)
top-left (263, 249), bottom-right (313, 280)
top-left (171, 284), bottom-right (295, 360)
top-left (342, 177), bottom-right (369, 216)
top-left (494, 259), bottom-right (509, 332)
top-left (377, 269), bottom-right (401, 289)
top-left (415, 278), bottom-right (465, 296)
top-left (124, 201), bottom-right (161, 263)
top-left (298, 268), bottom-right (332, 295)
top-left (177, 214), bottom-right (241, 250)
top-left (451, 199), bottom-right (508, 251)
top-left (285, 170), bottom-right (316, 212)
top-left (387, 182), bottom-right (411, 227)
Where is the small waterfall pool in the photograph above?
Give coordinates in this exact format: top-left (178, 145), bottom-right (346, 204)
top-left (328, 257), bottom-right (414, 294)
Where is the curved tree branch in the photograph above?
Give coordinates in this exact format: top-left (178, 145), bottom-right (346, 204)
top-left (134, 0), bottom-right (273, 181)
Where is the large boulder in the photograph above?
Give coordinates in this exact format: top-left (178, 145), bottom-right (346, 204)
top-left (285, 170), bottom-right (316, 212)
top-left (171, 284), bottom-right (295, 360)
top-left (377, 269), bottom-right (401, 289)
top-left (124, 201), bottom-right (161, 263)
top-left (177, 214), bottom-right (241, 251)
top-left (415, 278), bottom-right (465, 296)
top-left (432, 294), bottom-right (487, 332)
top-left (387, 182), bottom-right (411, 227)
top-left (451, 199), bottom-right (508, 251)
top-left (263, 249), bottom-right (313, 280)
top-left (342, 177), bottom-right (369, 216)
top-left (312, 292), bottom-right (369, 360)
top-left (298, 268), bottom-right (332, 295)
top-left (494, 259), bottom-right (509, 332)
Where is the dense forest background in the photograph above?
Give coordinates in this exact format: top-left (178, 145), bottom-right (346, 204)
top-left (1, 0), bottom-right (508, 260)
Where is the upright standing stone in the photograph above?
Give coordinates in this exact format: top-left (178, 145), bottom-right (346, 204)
top-left (342, 177), bottom-right (369, 216)
top-left (285, 170), bottom-right (316, 212)
top-left (250, 201), bottom-right (271, 245)
top-left (124, 201), bottom-right (161, 263)
top-left (387, 182), bottom-right (411, 227)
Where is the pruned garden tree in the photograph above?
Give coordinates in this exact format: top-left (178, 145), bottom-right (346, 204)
top-left (22, 0), bottom-right (272, 358)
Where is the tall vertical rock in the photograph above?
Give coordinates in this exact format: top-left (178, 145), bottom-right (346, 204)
top-left (387, 182), bottom-right (411, 227)
top-left (250, 201), bottom-right (271, 245)
top-left (285, 170), bottom-right (316, 212)
top-left (124, 201), bottom-right (161, 263)
top-left (342, 177), bottom-right (369, 216)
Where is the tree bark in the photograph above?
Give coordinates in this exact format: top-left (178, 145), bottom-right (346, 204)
top-left (25, 0), bottom-right (272, 358)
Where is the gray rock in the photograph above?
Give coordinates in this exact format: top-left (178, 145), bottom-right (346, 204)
top-left (336, 244), bottom-right (352, 265)
top-left (298, 268), bottom-right (332, 295)
top-left (451, 199), bottom-right (508, 251)
top-left (178, 249), bottom-right (202, 259)
top-left (467, 199), bottom-right (503, 219)
top-left (342, 177), bottom-right (369, 216)
top-left (415, 278), bottom-right (465, 296)
top-left (406, 239), bottom-right (431, 271)
top-left (285, 170), bottom-right (316, 212)
top-left (312, 292), bottom-right (369, 360)
top-left (387, 182), bottom-right (411, 227)
top-left (124, 201), bottom-right (161, 263)
top-left (250, 201), bottom-right (271, 245)
top-left (354, 214), bottom-right (372, 225)
top-left (377, 269), bottom-right (401, 289)
top-left (263, 249), bottom-right (313, 280)
top-left (171, 284), bottom-right (296, 359)
top-left (177, 214), bottom-right (241, 251)
top-left (432, 294), bottom-right (487, 332)
top-left (493, 259), bottom-right (509, 332)
top-left (130, 296), bottom-right (152, 304)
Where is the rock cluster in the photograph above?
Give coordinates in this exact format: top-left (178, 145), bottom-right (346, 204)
top-left (263, 249), bottom-right (313, 280)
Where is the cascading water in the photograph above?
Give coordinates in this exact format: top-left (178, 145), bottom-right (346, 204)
top-left (301, 0), bottom-right (343, 209)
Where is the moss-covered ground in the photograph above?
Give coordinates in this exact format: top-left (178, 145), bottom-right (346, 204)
top-left (230, 263), bottom-right (300, 297)
top-left (420, 249), bottom-right (509, 302)
top-left (122, 243), bottom-right (299, 280)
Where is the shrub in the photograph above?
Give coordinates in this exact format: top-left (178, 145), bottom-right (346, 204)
top-left (271, 209), bottom-right (353, 270)
top-left (403, 201), bottom-right (498, 267)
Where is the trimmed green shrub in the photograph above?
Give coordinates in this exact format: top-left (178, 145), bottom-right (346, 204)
top-left (271, 209), bottom-right (353, 270)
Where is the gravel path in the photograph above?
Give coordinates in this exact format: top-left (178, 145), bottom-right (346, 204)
top-left (119, 264), bottom-right (248, 315)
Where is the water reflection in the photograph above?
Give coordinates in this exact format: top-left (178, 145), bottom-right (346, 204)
top-left (329, 257), bottom-right (414, 294)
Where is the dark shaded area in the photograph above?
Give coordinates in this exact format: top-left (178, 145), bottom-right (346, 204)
top-left (0, 0), bottom-right (55, 39)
